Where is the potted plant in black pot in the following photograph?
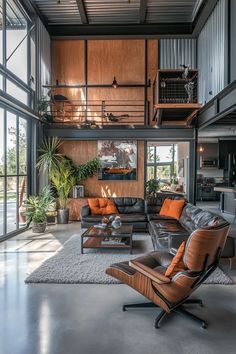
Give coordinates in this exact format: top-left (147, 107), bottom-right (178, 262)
top-left (25, 186), bottom-right (55, 233)
top-left (50, 159), bottom-right (76, 224)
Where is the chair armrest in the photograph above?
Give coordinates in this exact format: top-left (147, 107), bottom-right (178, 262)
top-left (129, 260), bottom-right (171, 284)
top-left (81, 205), bottom-right (90, 218)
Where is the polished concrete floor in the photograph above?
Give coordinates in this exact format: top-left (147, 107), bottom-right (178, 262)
top-left (0, 220), bottom-right (236, 354)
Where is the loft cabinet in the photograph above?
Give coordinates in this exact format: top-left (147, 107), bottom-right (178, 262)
top-left (153, 69), bottom-right (201, 126)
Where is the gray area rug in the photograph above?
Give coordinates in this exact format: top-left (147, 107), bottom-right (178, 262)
top-left (25, 234), bottom-right (234, 285)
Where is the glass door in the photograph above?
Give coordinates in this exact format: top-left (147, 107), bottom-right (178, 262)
top-left (0, 107), bottom-right (28, 238)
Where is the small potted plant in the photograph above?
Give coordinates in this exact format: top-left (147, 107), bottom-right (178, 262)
top-left (145, 179), bottom-right (160, 196)
top-left (25, 186), bottom-right (55, 233)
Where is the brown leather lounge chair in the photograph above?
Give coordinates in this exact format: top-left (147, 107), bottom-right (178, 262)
top-left (106, 222), bottom-right (230, 329)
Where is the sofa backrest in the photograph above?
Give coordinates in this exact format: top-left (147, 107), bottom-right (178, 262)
top-left (112, 197), bottom-right (144, 214)
top-left (179, 203), bottom-right (202, 231)
top-left (180, 202), bottom-right (227, 232)
top-left (145, 192), bottom-right (185, 214)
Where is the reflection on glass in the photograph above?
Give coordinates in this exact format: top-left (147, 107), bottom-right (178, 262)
top-left (7, 176), bottom-right (17, 233)
top-left (19, 118), bottom-right (27, 174)
top-left (6, 112), bottom-right (17, 175)
top-left (147, 166), bottom-right (155, 180)
top-left (0, 108), bottom-right (4, 175)
top-left (0, 177), bottom-right (4, 235)
top-left (19, 176), bottom-right (27, 228)
top-left (6, 80), bottom-right (28, 105)
top-left (147, 146), bottom-right (154, 163)
top-left (0, 0), bottom-right (2, 64)
top-left (156, 145), bottom-right (173, 163)
top-left (6, 0), bottom-right (28, 83)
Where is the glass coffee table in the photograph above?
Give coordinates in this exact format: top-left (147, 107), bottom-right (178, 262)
top-left (81, 224), bottom-right (133, 254)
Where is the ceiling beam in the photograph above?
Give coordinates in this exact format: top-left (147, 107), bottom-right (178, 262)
top-left (192, 0), bottom-right (218, 35)
top-left (49, 23), bottom-right (193, 37)
top-left (76, 0), bottom-right (88, 24)
top-left (139, 0), bottom-right (147, 23)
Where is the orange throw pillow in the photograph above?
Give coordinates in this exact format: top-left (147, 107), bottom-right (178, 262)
top-left (87, 198), bottom-right (118, 215)
top-left (165, 241), bottom-right (186, 278)
top-left (160, 198), bottom-right (172, 216)
top-left (160, 199), bottom-right (185, 220)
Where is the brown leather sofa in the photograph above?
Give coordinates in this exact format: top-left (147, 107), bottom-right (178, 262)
top-left (106, 222), bottom-right (230, 328)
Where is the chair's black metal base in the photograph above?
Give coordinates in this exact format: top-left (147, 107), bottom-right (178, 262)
top-left (122, 298), bottom-right (207, 329)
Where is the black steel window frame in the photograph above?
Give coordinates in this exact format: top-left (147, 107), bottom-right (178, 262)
top-left (0, 0), bottom-right (36, 109)
top-left (0, 102), bottom-right (35, 240)
top-left (146, 143), bottom-right (176, 181)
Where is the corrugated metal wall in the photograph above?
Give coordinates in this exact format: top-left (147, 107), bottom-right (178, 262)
top-left (36, 19), bottom-right (51, 99)
top-left (198, 0), bottom-right (227, 104)
top-left (159, 39), bottom-right (197, 69)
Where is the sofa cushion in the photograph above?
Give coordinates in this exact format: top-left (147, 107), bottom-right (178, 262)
top-left (160, 199), bottom-right (172, 216)
top-left (165, 241), bottom-right (186, 277)
top-left (118, 213), bottom-right (146, 223)
top-left (113, 198), bottom-right (144, 214)
top-left (160, 199), bottom-right (185, 220)
top-left (179, 203), bottom-right (202, 232)
top-left (146, 193), bottom-right (185, 214)
top-left (87, 198), bottom-right (118, 215)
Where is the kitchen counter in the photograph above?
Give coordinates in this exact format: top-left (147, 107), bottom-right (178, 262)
top-left (214, 186), bottom-right (236, 193)
top-left (213, 186), bottom-right (235, 214)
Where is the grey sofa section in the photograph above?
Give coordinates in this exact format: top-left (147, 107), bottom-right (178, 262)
top-left (148, 202), bottom-right (233, 259)
top-left (80, 197), bottom-right (147, 231)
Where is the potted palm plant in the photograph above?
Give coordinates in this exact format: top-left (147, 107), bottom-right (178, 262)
top-left (50, 159), bottom-right (76, 224)
top-left (25, 186), bottom-right (55, 233)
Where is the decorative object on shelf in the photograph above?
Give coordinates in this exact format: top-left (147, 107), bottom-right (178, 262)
top-left (111, 216), bottom-right (122, 229)
top-left (25, 186), bottom-right (55, 233)
top-left (98, 140), bottom-right (137, 180)
top-left (73, 185), bottom-right (84, 198)
top-left (112, 76), bottom-right (118, 88)
top-left (184, 81), bottom-right (194, 103)
top-left (106, 112), bottom-right (129, 122)
top-left (180, 64), bottom-right (190, 79)
top-left (145, 179), bottom-right (160, 196)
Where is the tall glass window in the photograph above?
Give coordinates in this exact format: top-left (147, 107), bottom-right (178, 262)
top-left (146, 142), bottom-right (190, 197)
top-left (0, 107), bottom-right (29, 238)
top-left (0, 0), bottom-right (36, 108)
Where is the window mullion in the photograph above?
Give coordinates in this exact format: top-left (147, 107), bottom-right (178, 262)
top-left (16, 115), bottom-right (19, 229)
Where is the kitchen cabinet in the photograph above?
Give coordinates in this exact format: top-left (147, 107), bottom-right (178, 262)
top-left (219, 140), bottom-right (236, 170)
top-left (197, 143), bottom-right (218, 169)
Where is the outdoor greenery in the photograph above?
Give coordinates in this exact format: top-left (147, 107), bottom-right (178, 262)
top-left (25, 186), bottom-right (55, 224)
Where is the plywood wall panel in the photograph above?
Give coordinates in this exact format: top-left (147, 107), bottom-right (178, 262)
top-left (87, 39), bottom-right (145, 84)
top-left (59, 141), bottom-right (145, 198)
top-left (147, 40), bottom-right (158, 124)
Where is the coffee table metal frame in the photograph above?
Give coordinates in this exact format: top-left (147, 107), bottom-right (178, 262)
top-left (81, 224), bottom-right (133, 254)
